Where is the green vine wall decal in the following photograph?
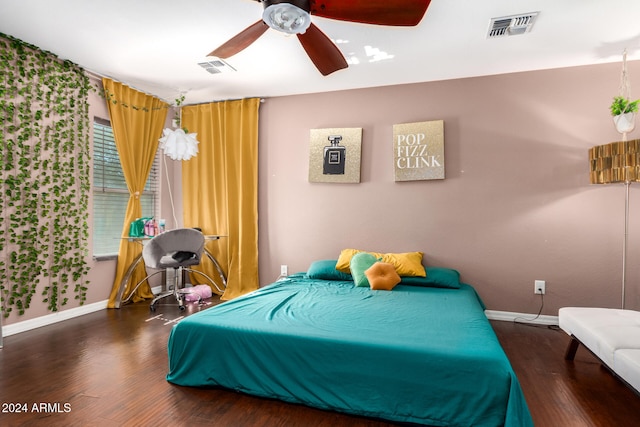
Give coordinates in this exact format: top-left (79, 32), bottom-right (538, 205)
top-left (0, 33), bottom-right (91, 317)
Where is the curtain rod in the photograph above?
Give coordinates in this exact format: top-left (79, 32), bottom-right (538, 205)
top-left (83, 68), bottom-right (266, 106)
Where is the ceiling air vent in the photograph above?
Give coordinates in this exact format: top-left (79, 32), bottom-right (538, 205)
top-left (198, 59), bottom-right (237, 74)
top-left (487, 12), bottom-right (539, 38)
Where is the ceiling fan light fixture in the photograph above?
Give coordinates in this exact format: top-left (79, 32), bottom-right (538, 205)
top-left (263, 3), bottom-right (311, 34)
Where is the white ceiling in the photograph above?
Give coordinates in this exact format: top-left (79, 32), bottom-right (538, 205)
top-left (1, 0), bottom-right (639, 105)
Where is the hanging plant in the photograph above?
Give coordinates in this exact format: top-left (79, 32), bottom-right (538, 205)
top-left (610, 94), bottom-right (638, 129)
top-left (0, 33), bottom-right (91, 317)
top-left (611, 96), bottom-right (639, 135)
top-left (610, 96), bottom-right (640, 116)
top-left (611, 50), bottom-right (639, 136)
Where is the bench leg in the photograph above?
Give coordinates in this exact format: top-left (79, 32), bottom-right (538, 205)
top-left (564, 336), bottom-right (580, 360)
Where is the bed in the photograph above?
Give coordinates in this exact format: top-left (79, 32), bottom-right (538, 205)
top-left (166, 262), bottom-right (533, 427)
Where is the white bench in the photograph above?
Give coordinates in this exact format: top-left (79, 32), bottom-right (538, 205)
top-left (559, 307), bottom-right (640, 394)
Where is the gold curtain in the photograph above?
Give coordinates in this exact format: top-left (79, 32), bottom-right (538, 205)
top-left (105, 78), bottom-right (168, 308)
top-left (181, 98), bottom-right (260, 300)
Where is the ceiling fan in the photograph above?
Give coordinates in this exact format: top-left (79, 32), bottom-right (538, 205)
top-left (208, 0), bottom-right (432, 76)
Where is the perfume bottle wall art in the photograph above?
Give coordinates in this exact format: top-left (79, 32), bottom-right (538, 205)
top-left (309, 128), bottom-right (362, 184)
top-left (323, 135), bottom-right (346, 175)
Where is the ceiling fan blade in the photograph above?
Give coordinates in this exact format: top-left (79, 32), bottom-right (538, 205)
top-left (310, 0), bottom-right (431, 26)
top-left (208, 20), bottom-right (269, 58)
top-left (297, 23), bottom-right (348, 76)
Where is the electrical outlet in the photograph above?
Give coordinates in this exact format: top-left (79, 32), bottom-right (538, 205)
top-left (534, 280), bottom-right (545, 295)
top-left (280, 265), bottom-right (288, 277)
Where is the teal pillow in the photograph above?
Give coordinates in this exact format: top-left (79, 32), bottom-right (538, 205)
top-left (399, 267), bottom-right (461, 289)
top-left (306, 260), bottom-right (352, 281)
top-left (350, 252), bottom-right (378, 287)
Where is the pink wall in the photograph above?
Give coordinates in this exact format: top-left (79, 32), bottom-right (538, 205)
top-left (258, 60), bottom-right (640, 315)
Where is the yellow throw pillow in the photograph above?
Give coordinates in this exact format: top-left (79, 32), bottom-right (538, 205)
top-left (381, 252), bottom-right (426, 277)
top-left (336, 248), bottom-right (362, 273)
top-left (366, 262), bottom-right (401, 291)
top-left (336, 249), bottom-right (426, 277)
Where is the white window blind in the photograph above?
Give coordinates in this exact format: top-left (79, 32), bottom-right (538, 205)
top-left (92, 118), bottom-right (159, 258)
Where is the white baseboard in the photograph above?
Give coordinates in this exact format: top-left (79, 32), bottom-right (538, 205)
top-left (485, 309), bottom-right (558, 326)
top-left (2, 300), bottom-right (108, 337)
top-left (1, 285), bottom-right (165, 338)
top-left (1, 302), bottom-right (556, 339)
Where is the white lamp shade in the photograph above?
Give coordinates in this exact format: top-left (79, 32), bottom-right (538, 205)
top-left (159, 128), bottom-right (199, 161)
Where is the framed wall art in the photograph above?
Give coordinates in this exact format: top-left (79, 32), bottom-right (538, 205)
top-left (393, 120), bottom-right (444, 182)
top-left (309, 127), bottom-right (362, 183)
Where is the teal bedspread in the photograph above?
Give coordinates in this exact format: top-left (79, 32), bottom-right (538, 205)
top-left (167, 275), bottom-right (533, 427)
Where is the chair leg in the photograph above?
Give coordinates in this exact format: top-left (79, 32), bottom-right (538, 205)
top-left (149, 266), bottom-right (215, 311)
top-left (150, 267), bottom-right (186, 311)
top-left (149, 290), bottom-right (176, 311)
top-left (174, 266), bottom-right (186, 310)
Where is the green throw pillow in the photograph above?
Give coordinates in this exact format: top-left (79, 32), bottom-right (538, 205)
top-left (399, 267), bottom-right (461, 289)
top-left (350, 252), bottom-right (378, 287)
top-left (306, 260), bottom-right (353, 281)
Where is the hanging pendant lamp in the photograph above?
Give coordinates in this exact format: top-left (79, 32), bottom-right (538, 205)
top-left (159, 98), bottom-right (199, 161)
top-left (158, 97), bottom-right (200, 228)
top-left (159, 127), bottom-right (199, 161)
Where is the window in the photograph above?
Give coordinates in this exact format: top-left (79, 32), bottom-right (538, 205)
top-left (92, 118), bottom-right (159, 258)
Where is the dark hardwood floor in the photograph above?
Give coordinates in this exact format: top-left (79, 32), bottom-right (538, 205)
top-left (1, 298), bottom-right (640, 426)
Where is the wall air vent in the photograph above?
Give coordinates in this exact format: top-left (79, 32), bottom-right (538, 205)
top-left (488, 12), bottom-right (539, 38)
top-left (198, 58), bottom-right (237, 74)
